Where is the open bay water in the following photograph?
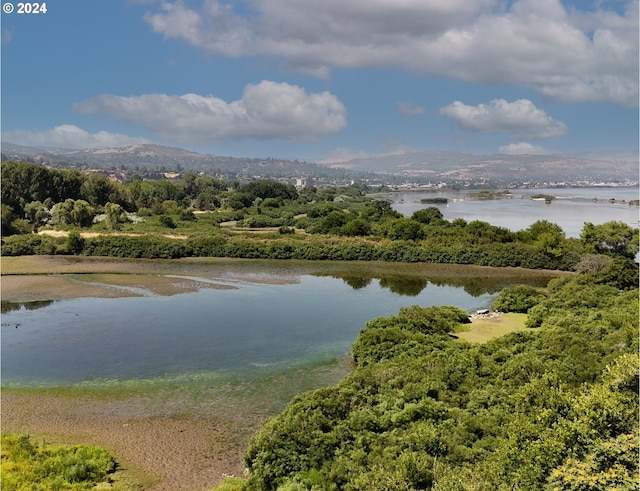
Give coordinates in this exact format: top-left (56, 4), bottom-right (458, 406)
top-left (2, 272), bottom-right (505, 386)
top-left (387, 186), bottom-right (639, 237)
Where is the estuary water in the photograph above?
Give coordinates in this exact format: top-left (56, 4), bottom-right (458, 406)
top-left (387, 186), bottom-right (638, 237)
top-left (2, 269), bottom-right (524, 386)
top-left (2, 186), bottom-right (637, 387)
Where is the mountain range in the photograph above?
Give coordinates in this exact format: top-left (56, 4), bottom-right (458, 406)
top-left (318, 149), bottom-right (639, 185)
top-left (2, 141), bottom-right (637, 186)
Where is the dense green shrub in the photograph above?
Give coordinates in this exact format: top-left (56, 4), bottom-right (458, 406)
top-left (239, 270), bottom-right (639, 491)
top-left (492, 284), bottom-right (547, 313)
top-left (411, 207), bottom-right (444, 225)
top-left (1, 433), bottom-right (115, 490)
top-left (158, 214), bottom-right (177, 228)
top-left (1, 234), bottom-right (58, 256)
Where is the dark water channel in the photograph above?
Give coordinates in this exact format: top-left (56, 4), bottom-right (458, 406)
top-left (1, 265), bottom-right (554, 386)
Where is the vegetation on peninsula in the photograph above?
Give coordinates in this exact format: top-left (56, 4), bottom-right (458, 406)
top-left (221, 256), bottom-right (639, 491)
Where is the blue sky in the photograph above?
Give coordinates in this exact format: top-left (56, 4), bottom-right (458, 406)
top-left (1, 0), bottom-right (638, 161)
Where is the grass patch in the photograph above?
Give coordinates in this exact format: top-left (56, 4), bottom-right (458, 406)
top-left (456, 313), bottom-right (529, 343)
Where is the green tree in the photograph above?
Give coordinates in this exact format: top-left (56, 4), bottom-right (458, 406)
top-left (51, 199), bottom-right (75, 226)
top-left (23, 201), bottom-right (50, 230)
top-left (239, 180), bottom-right (298, 201)
top-left (524, 220), bottom-right (565, 241)
top-left (104, 202), bottom-right (127, 231)
top-left (581, 221), bottom-right (639, 258)
top-left (411, 207), bottom-right (444, 225)
top-left (363, 200), bottom-right (401, 220)
top-left (81, 174), bottom-right (119, 207)
top-left (492, 284), bottom-right (547, 313)
top-left (318, 210), bottom-right (350, 234)
top-left (1, 203), bottom-right (18, 236)
top-left (227, 192), bottom-right (254, 210)
top-left (534, 231), bottom-right (565, 257)
top-left (340, 218), bottom-right (372, 237)
top-left (66, 230), bottom-right (85, 255)
top-left (591, 257), bottom-right (639, 290)
top-left (158, 214), bottom-right (177, 229)
top-left (384, 218), bottom-right (425, 241)
top-left (71, 199), bottom-right (95, 227)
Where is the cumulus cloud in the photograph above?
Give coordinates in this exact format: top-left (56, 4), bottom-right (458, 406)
top-left (439, 99), bottom-right (568, 139)
top-left (498, 142), bottom-right (552, 155)
top-left (2, 125), bottom-right (150, 149)
top-left (142, 0), bottom-right (639, 106)
top-left (397, 102), bottom-right (425, 116)
top-left (72, 81), bottom-right (347, 143)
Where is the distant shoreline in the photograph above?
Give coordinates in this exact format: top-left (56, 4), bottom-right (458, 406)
top-left (1, 255), bottom-right (565, 303)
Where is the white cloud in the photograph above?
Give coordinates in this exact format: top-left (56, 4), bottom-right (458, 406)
top-left (2, 125), bottom-right (150, 149)
top-left (397, 102), bottom-right (425, 116)
top-left (72, 81), bottom-right (347, 143)
top-left (142, 0), bottom-right (639, 106)
top-left (498, 142), bottom-right (552, 155)
top-left (144, 0), bottom-right (254, 57)
top-left (439, 99), bottom-right (568, 139)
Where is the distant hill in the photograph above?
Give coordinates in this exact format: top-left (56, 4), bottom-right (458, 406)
top-left (2, 142), bottom-right (637, 186)
top-left (0, 142), bottom-right (361, 182)
top-left (317, 150), bottom-right (639, 185)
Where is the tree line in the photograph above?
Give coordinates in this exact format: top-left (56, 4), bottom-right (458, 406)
top-left (1, 161), bottom-right (638, 272)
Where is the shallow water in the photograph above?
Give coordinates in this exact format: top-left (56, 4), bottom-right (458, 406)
top-left (1, 267), bottom-right (545, 386)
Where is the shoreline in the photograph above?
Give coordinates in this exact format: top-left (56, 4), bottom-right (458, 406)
top-left (1, 360), bottom-right (352, 491)
top-left (1, 255), bottom-right (565, 303)
top-left (1, 389), bottom-right (250, 491)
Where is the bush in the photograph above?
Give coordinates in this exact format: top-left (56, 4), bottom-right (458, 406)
top-left (244, 273), bottom-right (639, 491)
top-left (65, 231), bottom-right (85, 255)
top-left (279, 226), bottom-right (295, 235)
top-left (1, 234), bottom-right (58, 256)
top-left (158, 215), bottom-right (177, 229)
top-left (1, 433), bottom-right (115, 490)
top-left (492, 285), bottom-right (547, 313)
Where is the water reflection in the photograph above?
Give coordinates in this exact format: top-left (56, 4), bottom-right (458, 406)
top-left (378, 276), bottom-right (428, 296)
top-left (324, 272), bottom-right (550, 297)
top-left (387, 187), bottom-right (639, 238)
top-left (338, 276), bottom-right (372, 290)
top-left (1, 300), bottom-right (55, 314)
top-left (2, 264), bottom-right (560, 386)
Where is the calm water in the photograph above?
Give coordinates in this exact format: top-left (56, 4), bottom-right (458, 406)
top-left (3, 186), bottom-right (637, 387)
top-left (2, 270), bottom-right (532, 386)
top-left (387, 187), bottom-right (639, 237)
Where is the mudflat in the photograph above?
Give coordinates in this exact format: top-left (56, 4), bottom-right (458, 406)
top-left (1, 390), bottom-right (251, 490)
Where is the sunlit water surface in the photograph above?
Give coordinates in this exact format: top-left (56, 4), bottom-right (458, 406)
top-left (388, 187), bottom-right (638, 237)
top-left (2, 273), bottom-right (502, 385)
